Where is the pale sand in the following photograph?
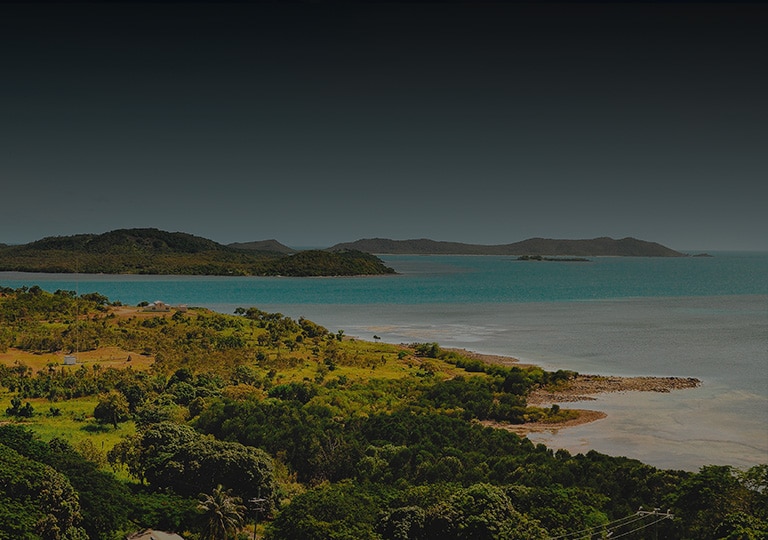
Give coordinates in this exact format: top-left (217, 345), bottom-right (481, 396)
top-left (480, 409), bottom-right (608, 436)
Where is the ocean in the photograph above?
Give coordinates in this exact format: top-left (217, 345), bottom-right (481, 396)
top-left (2, 252), bottom-right (766, 471)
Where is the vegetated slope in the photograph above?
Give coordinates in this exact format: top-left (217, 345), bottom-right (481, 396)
top-left (331, 236), bottom-right (686, 256)
top-left (1, 288), bottom-right (765, 540)
top-left (24, 228), bottom-right (223, 253)
top-left (228, 239), bottom-right (297, 255)
top-left (0, 228), bottom-right (394, 276)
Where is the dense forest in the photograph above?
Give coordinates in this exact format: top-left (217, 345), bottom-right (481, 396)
top-left (0, 229), bottom-right (395, 276)
top-left (0, 286), bottom-right (765, 539)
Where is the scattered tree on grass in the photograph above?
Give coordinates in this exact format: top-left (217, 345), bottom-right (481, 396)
top-left (93, 389), bottom-right (130, 428)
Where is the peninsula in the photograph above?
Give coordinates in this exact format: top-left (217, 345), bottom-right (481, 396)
top-left (0, 288), bottom-right (758, 540)
top-left (0, 229), bottom-right (394, 277)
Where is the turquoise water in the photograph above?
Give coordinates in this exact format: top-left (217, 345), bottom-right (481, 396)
top-left (1, 252), bottom-right (766, 306)
top-left (1, 252), bottom-right (766, 471)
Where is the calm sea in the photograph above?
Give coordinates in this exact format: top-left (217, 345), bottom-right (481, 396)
top-left (2, 252), bottom-right (766, 471)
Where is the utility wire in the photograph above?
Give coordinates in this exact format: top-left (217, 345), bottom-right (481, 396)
top-left (605, 515), bottom-right (671, 539)
top-left (548, 509), bottom-right (673, 540)
top-left (548, 513), bottom-right (647, 539)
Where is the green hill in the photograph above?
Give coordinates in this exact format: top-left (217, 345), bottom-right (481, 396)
top-left (0, 229), bottom-right (394, 276)
top-left (228, 239), bottom-right (297, 254)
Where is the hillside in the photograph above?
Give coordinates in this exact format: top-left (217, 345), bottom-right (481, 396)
top-left (228, 239), bottom-right (296, 254)
top-left (330, 237), bottom-right (686, 257)
top-left (0, 288), bottom-right (763, 540)
top-left (0, 229), bottom-right (394, 276)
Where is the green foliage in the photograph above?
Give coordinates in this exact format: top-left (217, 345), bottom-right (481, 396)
top-left (126, 489), bottom-right (199, 534)
top-left (109, 421), bottom-right (276, 507)
top-left (413, 342), bottom-right (441, 358)
top-left (267, 481), bottom-right (548, 540)
top-left (1, 288), bottom-right (766, 540)
top-left (93, 389), bottom-right (131, 428)
top-left (669, 465), bottom-right (768, 539)
top-left (198, 485), bottom-right (246, 540)
top-left (507, 485), bottom-right (609, 537)
top-left (0, 425), bottom-right (133, 539)
top-left (267, 249), bottom-right (396, 277)
top-left (0, 442), bottom-right (87, 540)
top-left (6, 395), bottom-right (35, 417)
top-left (265, 480), bottom-right (382, 540)
top-left (441, 483), bottom-right (547, 539)
top-left (268, 382), bottom-right (319, 404)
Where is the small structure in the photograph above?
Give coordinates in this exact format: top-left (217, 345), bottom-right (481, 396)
top-left (63, 355), bottom-right (77, 366)
top-left (126, 530), bottom-right (185, 540)
top-left (145, 300), bottom-right (171, 312)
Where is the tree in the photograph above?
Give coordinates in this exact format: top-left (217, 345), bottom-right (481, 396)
top-left (264, 480), bottom-right (381, 540)
top-left (0, 426), bottom-right (132, 539)
top-left (197, 484), bottom-right (245, 540)
top-left (426, 483), bottom-right (547, 540)
top-left (109, 422), bottom-right (276, 504)
top-left (93, 390), bottom-right (130, 428)
top-left (0, 442), bottom-right (88, 540)
top-left (378, 506), bottom-right (426, 540)
top-left (6, 395), bottom-right (34, 417)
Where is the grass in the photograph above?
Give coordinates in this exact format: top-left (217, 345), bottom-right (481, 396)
top-left (0, 304), bottom-right (499, 477)
top-left (0, 346), bottom-right (154, 373)
top-left (1, 392), bottom-right (135, 469)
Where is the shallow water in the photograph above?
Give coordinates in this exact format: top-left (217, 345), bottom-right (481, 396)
top-left (246, 295), bottom-right (767, 471)
top-left (2, 253), bottom-right (766, 471)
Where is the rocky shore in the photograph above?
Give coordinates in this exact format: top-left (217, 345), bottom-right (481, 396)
top-left (527, 374), bottom-right (702, 405)
top-left (454, 349), bottom-right (702, 435)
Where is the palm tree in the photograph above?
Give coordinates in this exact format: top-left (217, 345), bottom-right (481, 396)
top-left (197, 484), bottom-right (246, 540)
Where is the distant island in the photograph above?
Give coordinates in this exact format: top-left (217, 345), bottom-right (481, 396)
top-left (330, 237), bottom-right (687, 257)
top-left (517, 255), bottom-right (591, 262)
top-left (0, 231), bottom-right (695, 276)
top-left (0, 229), bottom-right (394, 277)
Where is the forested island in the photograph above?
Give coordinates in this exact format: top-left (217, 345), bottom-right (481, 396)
top-left (0, 287), bottom-right (765, 539)
top-left (0, 230), bottom-right (695, 279)
top-left (331, 237), bottom-right (687, 256)
top-left (0, 229), bottom-right (394, 276)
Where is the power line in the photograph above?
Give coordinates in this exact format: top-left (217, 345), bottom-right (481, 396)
top-left (548, 508), bottom-right (673, 540)
top-left (548, 513), bottom-right (646, 539)
top-left (607, 515), bottom-right (671, 539)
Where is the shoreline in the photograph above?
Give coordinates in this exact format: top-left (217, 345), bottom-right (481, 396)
top-left (448, 348), bottom-right (702, 436)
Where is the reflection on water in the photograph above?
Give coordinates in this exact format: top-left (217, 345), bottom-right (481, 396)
top-left (1, 258), bottom-right (766, 471)
top-left (526, 387), bottom-right (767, 471)
top-left (252, 296), bottom-right (768, 471)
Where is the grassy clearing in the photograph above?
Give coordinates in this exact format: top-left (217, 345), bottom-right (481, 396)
top-left (0, 346), bottom-right (154, 373)
top-left (0, 392), bottom-right (135, 458)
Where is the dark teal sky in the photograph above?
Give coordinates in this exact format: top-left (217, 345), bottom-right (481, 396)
top-left (1, 2), bottom-right (766, 251)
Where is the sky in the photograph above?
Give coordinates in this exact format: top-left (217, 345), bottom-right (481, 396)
top-left (1, 1), bottom-right (766, 251)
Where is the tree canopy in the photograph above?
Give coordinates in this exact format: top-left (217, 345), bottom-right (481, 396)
top-left (0, 288), bottom-right (765, 540)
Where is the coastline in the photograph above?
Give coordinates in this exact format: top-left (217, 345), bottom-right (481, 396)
top-left (450, 349), bottom-right (702, 436)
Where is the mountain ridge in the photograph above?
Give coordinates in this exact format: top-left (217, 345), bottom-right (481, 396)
top-left (227, 239), bottom-right (296, 254)
top-left (329, 237), bottom-right (686, 257)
